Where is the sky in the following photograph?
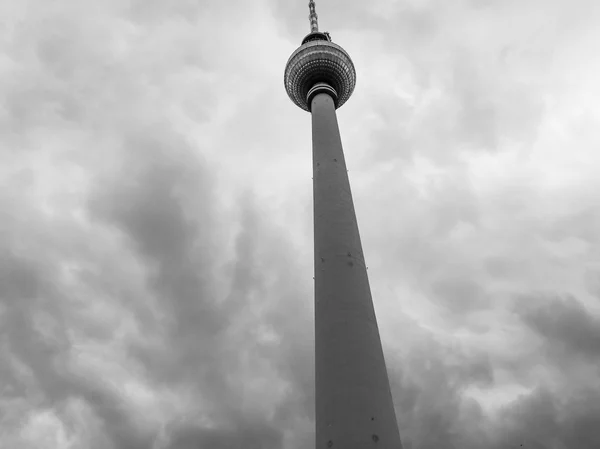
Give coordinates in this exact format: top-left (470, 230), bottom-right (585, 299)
top-left (1, 0), bottom-right (600, 447)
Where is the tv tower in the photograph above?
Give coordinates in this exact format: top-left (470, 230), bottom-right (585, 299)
top-left (284, 2), bottom-right (404, 448)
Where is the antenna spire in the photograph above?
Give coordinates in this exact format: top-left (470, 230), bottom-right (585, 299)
top-left (308, 0), bottom-right (319, 32)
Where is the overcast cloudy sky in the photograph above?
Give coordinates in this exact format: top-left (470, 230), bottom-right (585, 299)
top-left (1, 0), bottom-right (600, 448)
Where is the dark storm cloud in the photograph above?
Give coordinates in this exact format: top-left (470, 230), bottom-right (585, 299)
top-left (431, 278), bottom-right (488, 312)
top-left (0, 249), bottom-right (154, 448)
top-left (84, 119), bottom-right (318, 447)
top-left (1, 1), bottom-right (295, 446)
top-left (382, 329), bottom-right (494, 449)
top-left (165, 418), bottom-right (282, 449)
top-left (518, 294), bottom-right (600, 360)
top-left (491, 386), bottom-right (600, 448)
top-left (389, 342), bottom-right (600, 448)
top-left (85, 132), bottom-right (292, 447)
top-left (0, 122), bottom-right (300, 447)
top-left (88, 126), bottom-right (223, 375)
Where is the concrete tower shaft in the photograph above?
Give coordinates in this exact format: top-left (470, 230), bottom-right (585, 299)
top-left (311, 92), bottom-right (404, 448)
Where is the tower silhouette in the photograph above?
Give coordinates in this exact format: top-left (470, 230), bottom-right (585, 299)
top-left (284, 2), bottom-right (404, 448)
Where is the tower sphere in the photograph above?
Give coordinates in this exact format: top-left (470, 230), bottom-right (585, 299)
top-left (284, 32), bottom-right (356, 112)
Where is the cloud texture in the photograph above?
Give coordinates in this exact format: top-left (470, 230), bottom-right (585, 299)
top-left (1, 0), bottom-right (600, 447)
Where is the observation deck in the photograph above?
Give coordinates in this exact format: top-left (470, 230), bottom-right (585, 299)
top-left (284, 32), bottom-right (356, 112)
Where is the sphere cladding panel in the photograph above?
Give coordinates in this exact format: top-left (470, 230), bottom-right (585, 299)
top-left (284, 40), bottom-right (356, 111)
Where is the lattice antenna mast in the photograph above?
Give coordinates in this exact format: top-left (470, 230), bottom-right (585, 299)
top-left (308, 0), bottom-right (319, 32)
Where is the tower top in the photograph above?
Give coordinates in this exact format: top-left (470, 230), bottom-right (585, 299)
top-left (284, 0), bottom-right (356, 111)
top-left (309, 1), bottom-right (319, 32)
